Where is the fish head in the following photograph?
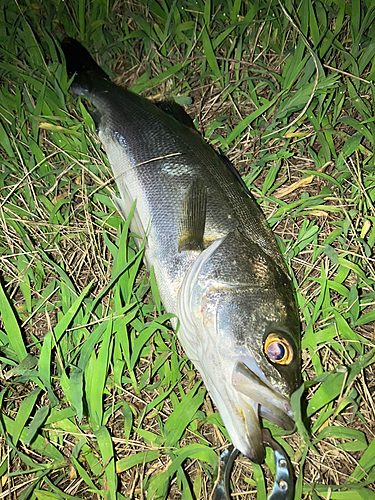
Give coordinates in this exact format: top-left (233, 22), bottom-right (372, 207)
top-left (177, 229), bottom-right (301, 463)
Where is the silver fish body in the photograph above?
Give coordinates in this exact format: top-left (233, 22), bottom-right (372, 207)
top-left (63, 39), bottom-right (301, 464)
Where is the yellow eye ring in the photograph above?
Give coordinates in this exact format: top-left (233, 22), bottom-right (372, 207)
top-left (264, 333), bottom-right (294, 365)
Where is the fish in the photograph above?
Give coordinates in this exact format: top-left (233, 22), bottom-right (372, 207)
top-left (62, 38), bottom-right (301, 466)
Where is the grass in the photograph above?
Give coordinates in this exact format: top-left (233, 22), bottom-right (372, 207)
top-left (0, 0), bottom-right (374, 498)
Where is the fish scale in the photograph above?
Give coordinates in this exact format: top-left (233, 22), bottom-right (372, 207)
top-left (63, 37), bottom-right (301, 467)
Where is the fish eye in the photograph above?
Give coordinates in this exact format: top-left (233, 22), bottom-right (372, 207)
top-left (264, 333), bottom-right (294, 365)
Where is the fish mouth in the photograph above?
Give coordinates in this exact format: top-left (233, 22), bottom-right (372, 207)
top-left (231, 359), bottom-right (295, 462)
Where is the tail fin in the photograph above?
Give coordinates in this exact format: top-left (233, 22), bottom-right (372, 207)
top-left (61, 38), bottom-right (110, 95)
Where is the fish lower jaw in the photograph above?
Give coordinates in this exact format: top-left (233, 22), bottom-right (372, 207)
top-left (238, 406), bottom-right (266, 463)
top-left (233, 360), bottom-right (295, 431)
top-left (230, 393), bottom-right (294, 463)
top-left (217, 398), bottom-right (265, 463)
top-left (206, 379), bottom-right (266, 462)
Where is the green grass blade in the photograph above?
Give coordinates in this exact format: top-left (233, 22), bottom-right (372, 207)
top-left (12, 388), bottom-right (42, 446)
top-left (163, 383), bottom-right (205, 448)
top-left (0, 281), bottom-right (28, 362)
top-left (116, 450), bottom-right (160, 473)
top-left (95, 426), bottom-right (117, 500)
top-left (86, 317), bottom-right (113, 430)
top-left (25, 405), bottom-right (50, 445)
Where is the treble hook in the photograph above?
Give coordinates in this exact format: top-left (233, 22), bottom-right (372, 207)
top-left (212, 429), bottom-right (294, 500)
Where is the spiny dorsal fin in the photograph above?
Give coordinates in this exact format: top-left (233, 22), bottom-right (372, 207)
top-left (153, 100), bottom-right (197, 131)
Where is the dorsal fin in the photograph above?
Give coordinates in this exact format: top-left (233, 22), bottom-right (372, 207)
top-left (217, 151), bottom-right (250, 194)
top-left (153, 100), bottom-right (197, 131)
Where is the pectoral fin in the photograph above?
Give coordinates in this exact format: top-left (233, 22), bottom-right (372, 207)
top-left (178, 178), bottom-right (207, 252)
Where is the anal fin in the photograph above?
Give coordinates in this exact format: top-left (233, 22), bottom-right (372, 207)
top-left (178, 178), bottom-right (207, 252)
top-left (112, 195), bottom-right (127, 220)
top-left (112, 195), bottom-right (146, 242)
